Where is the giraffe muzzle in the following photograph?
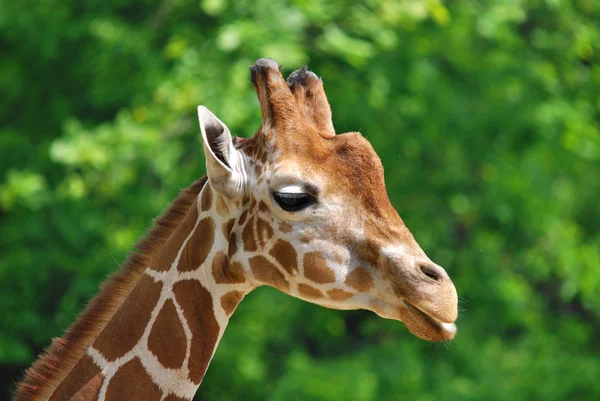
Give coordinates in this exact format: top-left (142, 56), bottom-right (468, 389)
top-left (397, 262), bottom-right (458, 341)
top-left (401, 300), bottom-right (457, 341)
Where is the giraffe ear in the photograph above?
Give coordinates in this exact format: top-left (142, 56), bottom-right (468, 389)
top-left (197, 106), bottom-right (246, 198)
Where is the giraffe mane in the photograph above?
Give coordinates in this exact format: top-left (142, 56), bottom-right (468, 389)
top-left (13, 176), bottom-right (208, 401)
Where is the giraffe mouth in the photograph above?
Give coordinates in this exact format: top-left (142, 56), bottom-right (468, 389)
top-left (401, 301), bottom-right (457, 341)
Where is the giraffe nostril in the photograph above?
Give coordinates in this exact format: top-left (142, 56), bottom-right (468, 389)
top-left (420, 264), bottom-right (441, 282)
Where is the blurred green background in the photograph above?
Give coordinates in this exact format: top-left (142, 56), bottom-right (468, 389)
top-left (1, 0), bottom-right (600, 399)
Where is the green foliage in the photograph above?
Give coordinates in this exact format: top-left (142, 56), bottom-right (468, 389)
top-left (1, 0), bottom-right (599, 399)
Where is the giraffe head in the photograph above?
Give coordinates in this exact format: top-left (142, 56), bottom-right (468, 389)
top-left (197, 58), bottom-right (458, 341)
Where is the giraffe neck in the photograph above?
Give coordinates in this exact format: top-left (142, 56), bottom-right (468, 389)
top-left (47, 184), bottom-right (253, 401)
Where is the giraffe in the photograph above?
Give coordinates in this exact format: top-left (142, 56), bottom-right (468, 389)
top-left (14, 58), bottom-right (458, 401)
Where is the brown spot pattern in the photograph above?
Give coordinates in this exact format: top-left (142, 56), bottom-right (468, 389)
top-left (48, 354), bottom-right (101, 401)
top-left (147, 300), bottom-right (186, 369)
top-left (269, 239), bottom-right (298, 275)
top-left (279, 221), bottom-right (292, 233)
top-left (212, 251), bottom-right (245, 284)
top-left (211, 251), bottom-right (229, 285)
top-left (256, 218), bottom-right (274, 248)
top-left (298, 283), bottom-right (323, 299)
top-left (222, 219), bottom-right (235, 238)
top-left (258, 200), bottom-right (268, 212)
top-left (216, 195), bottom-right (229, 216)
top-left (94, 275), bottom-right (162, 361)
top-left (352, 239), bottom-right (381, 263)
top-left (229, 262), bottom-right (247, 283)
top-left (173, 279), bottom-right (220, 384)
top-left (228, 232), bottom-right (238, 260)
top-left (178, 217), bottom-right (215, 272)
top-left (327, 288), bottom-right (355, 301)
top-left (221, 291), bottom-right (244, 315)
top-left (105, 358), bottom-right (162, 401)
top-left (345, 266), bottom-right (374, 292)
top-left (200, 186), bottom-right (212, 211)
top-left (242, 215), bottom-right (257, 251)
top-left (150, 201), bottom-right (199, 271)
top-left (303, 252), bottom-right (336, 284)
top-left (249, 256), bottom-right (289, 291)
top-left (238, 208), bottom-right (249, 226)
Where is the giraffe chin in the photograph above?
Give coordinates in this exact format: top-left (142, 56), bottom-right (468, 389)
top-left (400, 301), bottom-right (457, 342)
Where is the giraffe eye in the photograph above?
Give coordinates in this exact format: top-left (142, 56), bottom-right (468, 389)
top-left (273, 191), bottom-right (317, 212)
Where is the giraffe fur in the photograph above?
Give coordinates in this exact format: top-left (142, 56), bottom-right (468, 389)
top-left (14, 58), bottom-right (458, 401)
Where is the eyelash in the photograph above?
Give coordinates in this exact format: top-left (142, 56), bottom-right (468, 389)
top-left (273, 192), bottom-right (317, 212)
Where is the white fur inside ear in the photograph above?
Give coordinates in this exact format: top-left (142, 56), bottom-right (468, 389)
top-left (278, 185), bottom-right (304, 194)
top-left (197, 105), bottom-right (247, 198)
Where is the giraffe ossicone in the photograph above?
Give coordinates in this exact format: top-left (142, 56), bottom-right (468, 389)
top-left (14, 58), bottom-right (458, 401)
